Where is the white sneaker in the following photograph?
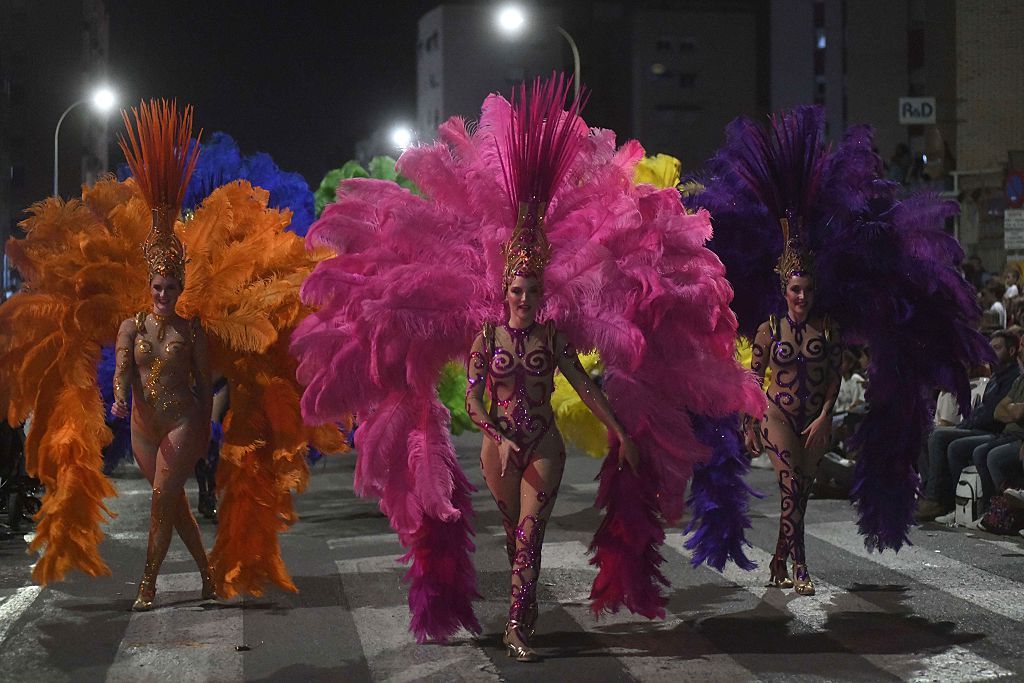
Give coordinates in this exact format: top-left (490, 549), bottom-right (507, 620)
top-left (750, 452), bottom-right (774, 470)
top-left (1004, 489), bottom-right (1024, 505)
top-left (934, 511), bottom-right (957, 524)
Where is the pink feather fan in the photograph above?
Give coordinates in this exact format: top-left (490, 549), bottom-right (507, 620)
top-left (292, 74), bottom-right (764, 642)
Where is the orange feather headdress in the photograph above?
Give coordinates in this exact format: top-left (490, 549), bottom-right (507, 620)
top-left (118, 99), bottom-right (201, 284)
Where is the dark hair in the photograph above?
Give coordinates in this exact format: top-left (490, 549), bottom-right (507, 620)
top-left (991, 329), bottom-right (1020, 351)
top-left (842, 350), bottom-right (859, 367)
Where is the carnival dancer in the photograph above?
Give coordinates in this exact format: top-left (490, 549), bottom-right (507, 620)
top-left (292, 74), bottom-right (764, 651)
top-left (0, 99), bottom-right (345, 601)
top-left (744, 224), bottom-right (841, 595)
top-left (690, 107), bottom-right (992, 572)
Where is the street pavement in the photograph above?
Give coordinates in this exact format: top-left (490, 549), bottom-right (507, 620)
top-left (1, 431), bottom-right (1023, 682)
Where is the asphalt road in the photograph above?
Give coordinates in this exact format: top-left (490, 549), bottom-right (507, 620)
top-left (1, 431), bottom-right (1023, 682)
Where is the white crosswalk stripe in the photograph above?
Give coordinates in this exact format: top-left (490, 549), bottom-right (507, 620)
top-left (106, 572), bottom-right (243, 683)
top-left (806, 521), bottom-right (1024, 622)
top-left (330, 536), bottom-right (500, 682)
top-left (3, 455), bottom-right (1024, 680)
top-left (0, 585), bottom-right (42, 647)
top-left (664, 533), bottom-right (1015, 682)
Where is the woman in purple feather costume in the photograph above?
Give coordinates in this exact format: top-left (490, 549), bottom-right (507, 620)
top-left (744, 229), bottom-right (841, 595)
top-left (690, 106), bottom-right (992, 566)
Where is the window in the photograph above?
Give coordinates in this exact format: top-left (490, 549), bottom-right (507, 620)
top-left (678, 73), bottom-right (696, 88)
top-left (656, 38), bottom-right (672, 52)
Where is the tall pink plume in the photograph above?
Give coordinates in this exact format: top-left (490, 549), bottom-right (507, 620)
top-left (500, 73), bottom-right (588, 210)
top-left (292, 74), bottom-right (764, 641)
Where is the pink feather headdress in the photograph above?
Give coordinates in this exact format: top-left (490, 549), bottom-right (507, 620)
top-left (499, 74), bottom-right (586, 290)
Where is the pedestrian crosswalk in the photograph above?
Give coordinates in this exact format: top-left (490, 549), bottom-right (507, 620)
top-left (0, 455), bottom-right (1023, 681)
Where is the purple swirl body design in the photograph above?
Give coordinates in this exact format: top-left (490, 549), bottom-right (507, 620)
top-left (768, 315), bottom-right (832, 433)
top-left (487, 323), bottom-right (555, 471)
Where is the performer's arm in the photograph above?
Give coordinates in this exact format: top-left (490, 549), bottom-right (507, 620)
top-left (554, 331), bottom-right (639, 473)
top-left (112, 319), bottom-right (135, 418)
top-left (465, 332), bottom-right (503, 445)
top-left (744, 322), bottom-right (773, 452)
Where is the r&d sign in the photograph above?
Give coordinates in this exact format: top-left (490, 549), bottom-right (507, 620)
top-left (899, 97), bottom-right (936, 125)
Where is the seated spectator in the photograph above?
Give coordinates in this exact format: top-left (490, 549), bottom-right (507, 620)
top-left (981, 284), bottom-right (1007, 330)
top-left (917, 330), bottom-right (1021, 521)
top-left (935, 365), bottom-right (990, 427)
top-left (1004, 267), bottom-right (1020, 303)
top-left (970, 389), bottom-right (1024, 514)
top-left (830, 351), bottom-right (867, 451)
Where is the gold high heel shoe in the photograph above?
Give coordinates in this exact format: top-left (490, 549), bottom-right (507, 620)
top-left (132, 577), bottom-right (156, 612)
top-left (503, 622), bottom-right (540, 663)
top-left (766, 555), bottom-right (793, 588)
top-left (792, 563), bottom-right (815, 596)
top-left (200, 567), bottom-right (217, 601)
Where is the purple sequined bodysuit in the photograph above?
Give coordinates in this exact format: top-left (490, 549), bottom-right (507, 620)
top-left (753, 315), bottom-right (839, 433)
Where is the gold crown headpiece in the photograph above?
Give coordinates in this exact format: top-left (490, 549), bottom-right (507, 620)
top-left (774, 216), bottom-right (814, 287)
top-left (502, 202), bottom-right (552, 290)
top-left (118, 99), bottom-right (201, 284)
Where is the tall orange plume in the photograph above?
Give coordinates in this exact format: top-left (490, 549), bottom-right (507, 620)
top-left (118, 99), bottom-right (201, 215)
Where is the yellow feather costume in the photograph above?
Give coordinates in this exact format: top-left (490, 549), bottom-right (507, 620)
top-left (0, 177), bottom-right (347, 594)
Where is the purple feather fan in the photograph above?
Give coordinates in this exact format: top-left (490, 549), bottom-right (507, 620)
top-left (689, 106), bottom-right (993, 551)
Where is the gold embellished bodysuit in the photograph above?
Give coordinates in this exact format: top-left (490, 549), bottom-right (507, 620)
top-left (116, 312), bottom-right (201, 427)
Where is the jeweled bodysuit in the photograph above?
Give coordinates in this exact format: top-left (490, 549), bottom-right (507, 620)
top-left (467, 320), bottom-right (581, 634)
top-left (115, 312), bottom-right (212, 602)
top-left (751, 315), bottom-right (840, 567)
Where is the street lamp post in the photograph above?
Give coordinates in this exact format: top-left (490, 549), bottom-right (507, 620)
top-left (555, 26), bottom-right (581, 103)
top-left (496, 5), bottom-right (581, 101)
top-left (53, 87), bottom-right (117, 197)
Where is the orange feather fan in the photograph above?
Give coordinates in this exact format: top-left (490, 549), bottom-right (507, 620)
top-left (1, 167), bottom-right (347, 592)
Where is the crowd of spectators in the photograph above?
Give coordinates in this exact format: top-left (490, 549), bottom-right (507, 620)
top-left (915, 263), bottom-right (1024, 532)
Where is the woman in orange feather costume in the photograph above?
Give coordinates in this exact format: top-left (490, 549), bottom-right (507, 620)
top-left (0, 99), bottom-right (346, 606)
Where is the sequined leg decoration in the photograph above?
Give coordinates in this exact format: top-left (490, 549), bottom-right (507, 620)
top-left (133, 487), bottom-right (175, 611)
top-left (791, 470), bottom-right (817, 595)
top-left (504, 514), bottom-right (544, 662)
top-left (762, 424), bottom-right (796, 588)
top-left (173, 490), bottom-right (216, 599)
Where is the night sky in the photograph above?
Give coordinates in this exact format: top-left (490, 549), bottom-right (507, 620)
top-left (109, 0), bottom-right (445, 186)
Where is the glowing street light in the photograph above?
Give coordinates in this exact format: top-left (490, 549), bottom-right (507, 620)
top-left (53, 85), bottom-right (118, 197)
top-left (496, 5), bottom-right (526, 33)
top-left (391, 125), bottom-right (414, 151)
top-left (494, 4), bottom-right (580, 102)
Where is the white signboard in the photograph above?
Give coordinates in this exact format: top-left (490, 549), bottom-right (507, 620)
top-left (1004, 209), bottom-right (1024, 251)
top-left (899, 97), bottom-right (936, 125)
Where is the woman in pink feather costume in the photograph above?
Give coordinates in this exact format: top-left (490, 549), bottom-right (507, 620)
top-left (292, 75), bottom-right (764, 652)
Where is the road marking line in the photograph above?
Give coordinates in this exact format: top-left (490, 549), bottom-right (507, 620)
top-left (666, 533), bottom-right (1014, 681)
top-left (536, 540), bottom-right (763, 682)
top-left (0, 585), bottom-right (43, 646)
top-left (334, 562), bottom-right (498, 682)
top-left (807, 520), bottom-right (1024, 622)
top-left (106, 572), bottom-right (243, 683)
top-left (326, 533), bottom-right (401, 551)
